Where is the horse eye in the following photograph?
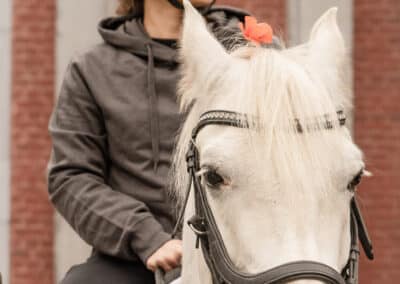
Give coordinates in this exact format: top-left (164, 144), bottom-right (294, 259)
top-left (204, 170), bottom-right (225, 188)
top-left (347, 170), bottom-right (364, 191)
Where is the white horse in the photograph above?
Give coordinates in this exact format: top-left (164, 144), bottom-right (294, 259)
top-left (172, 1), bottom-right (368, 283)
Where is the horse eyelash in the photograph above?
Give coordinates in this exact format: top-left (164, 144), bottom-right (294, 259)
top-left (196, 165), bottom-right (219, 177)
top-left (195, 168), bottom-right (208, 177)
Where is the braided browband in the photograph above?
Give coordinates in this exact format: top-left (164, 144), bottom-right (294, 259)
top-left (192, 110), bottom-right (347, 139)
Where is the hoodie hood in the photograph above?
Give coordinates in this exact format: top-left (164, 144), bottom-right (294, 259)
top-left (98, 5), bottom-right (250, 61)
top-left (98, 5), bottom-right (250, 171)
top-left (98, 15), bottom-right (178, 63)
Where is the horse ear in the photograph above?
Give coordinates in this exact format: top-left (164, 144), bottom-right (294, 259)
top-left (309, 8), bottom-right (345, 55)
top-left (307, 8), bottom-right (351, 106)
top-left (180, 0), bottom-right (230, 82)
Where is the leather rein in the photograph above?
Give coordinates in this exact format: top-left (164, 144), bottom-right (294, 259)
top-left (171, 110), bottom-right (374, 284)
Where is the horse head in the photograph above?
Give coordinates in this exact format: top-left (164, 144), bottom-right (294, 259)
top-left (172, 1), bottom-right (371, 283)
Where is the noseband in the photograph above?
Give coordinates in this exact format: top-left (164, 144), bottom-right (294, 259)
top-left (172, 110), bottom-right (374, 284)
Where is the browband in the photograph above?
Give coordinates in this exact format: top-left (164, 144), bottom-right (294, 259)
top-left (192, 110), bottom-right (347, 139)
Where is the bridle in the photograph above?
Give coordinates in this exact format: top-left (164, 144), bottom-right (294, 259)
top-left (171, 110), bottom-right (374, 284)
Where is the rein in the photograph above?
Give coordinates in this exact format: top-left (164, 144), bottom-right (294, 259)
top-left (167, 110), bottom-right (374, 284)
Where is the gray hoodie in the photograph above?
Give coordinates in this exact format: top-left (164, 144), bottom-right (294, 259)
top-left (48, 6), bottom-right (249, 264)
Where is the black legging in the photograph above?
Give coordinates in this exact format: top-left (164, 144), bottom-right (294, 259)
top-left (61, 251), bottom-right (155, 284)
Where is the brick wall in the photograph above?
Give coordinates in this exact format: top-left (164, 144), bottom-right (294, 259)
top-left (10, 0), bottom-right (399, 283)
top-left (218, 0), bottom-right (286, 36)
top-left (354, 0), bottom-right (400, 283)
top-left (10, 0), bottom-right (56, 283)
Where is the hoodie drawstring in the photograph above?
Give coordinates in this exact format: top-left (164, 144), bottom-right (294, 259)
top-left (146, 44), bottom-right (160, 172)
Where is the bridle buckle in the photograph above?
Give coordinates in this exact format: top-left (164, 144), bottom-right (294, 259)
top-left (188, 215), bottom-right (207, 249)
top-left (186, 142), bottom-right (198, 172)
top-left (346, 246), bottom-right (360, 284)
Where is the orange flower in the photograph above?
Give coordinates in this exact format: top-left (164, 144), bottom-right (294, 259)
top-left (239, 16), bottom-right (273, 45)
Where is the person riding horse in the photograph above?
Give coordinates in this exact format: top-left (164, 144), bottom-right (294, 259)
top-left (47, 0), bottom-right (251, 283)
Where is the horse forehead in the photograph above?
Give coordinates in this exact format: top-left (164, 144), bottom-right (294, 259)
top-left (195, 121), bottom-right (363, 176)
top-left (197, 126), bottom-right (259, 154)
top-left (196, 126), bottom-right (271, 173)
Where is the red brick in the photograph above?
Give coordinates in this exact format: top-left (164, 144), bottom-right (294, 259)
top-left (354, 0), bottom-right (400, 282)
top-left (10, 0), bottom-right (56, 284)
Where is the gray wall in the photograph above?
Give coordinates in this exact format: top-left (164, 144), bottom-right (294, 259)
top-left (287, 0), bottom-right (354, 129)
top-left (287, 0), bottom-right (353, 48)
top-left (0, 0), bottom-right (11, 282)
top-left (55, 0), bottom-right (115, 281)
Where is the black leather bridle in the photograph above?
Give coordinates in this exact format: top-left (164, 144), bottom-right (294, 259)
top-left (171, 110), bottom-right (374, 284)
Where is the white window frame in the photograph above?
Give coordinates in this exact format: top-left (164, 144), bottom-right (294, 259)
top-left (0, 0), bottom-right (12, 283)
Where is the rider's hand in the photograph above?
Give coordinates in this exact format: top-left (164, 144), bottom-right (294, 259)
top-left (146, 239), bottom-right (182, 272)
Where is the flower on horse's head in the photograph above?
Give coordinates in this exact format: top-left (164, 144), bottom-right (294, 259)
top-left (239, 16), bottom-right (274, 45)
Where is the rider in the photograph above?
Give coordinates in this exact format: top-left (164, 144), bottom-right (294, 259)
top-left (47, 0), bottom-right (248, 283)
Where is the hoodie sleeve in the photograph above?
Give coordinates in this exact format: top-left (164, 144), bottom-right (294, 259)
top-left (47, 59), bottom-right (171, 263)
